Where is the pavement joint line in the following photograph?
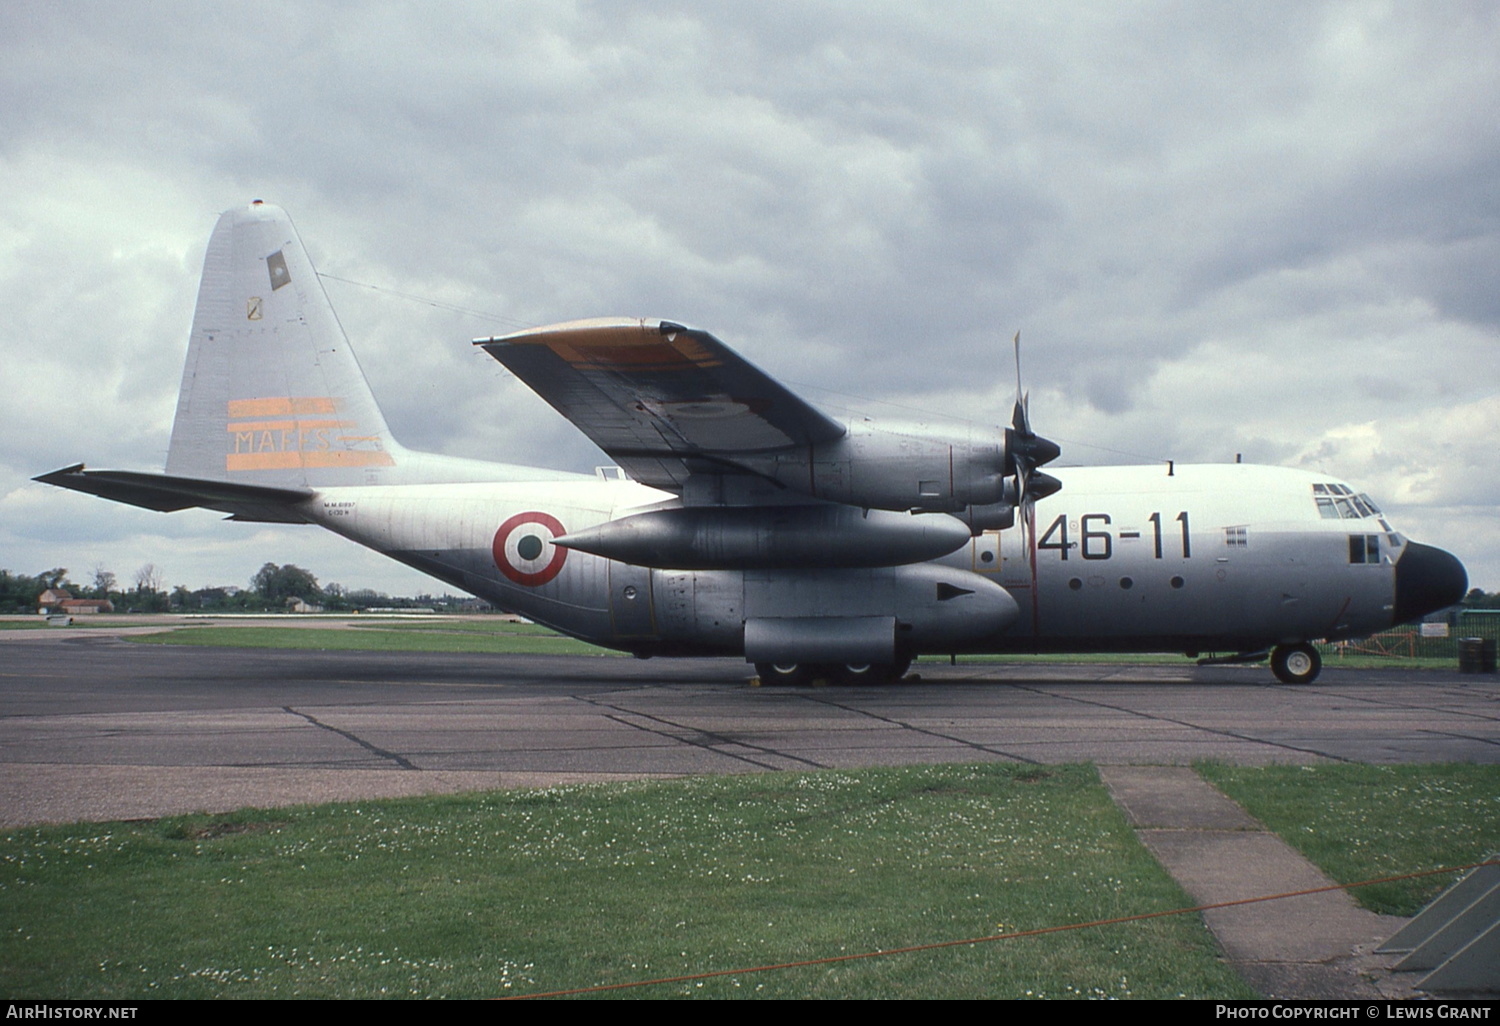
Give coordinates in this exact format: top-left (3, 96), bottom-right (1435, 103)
top-left (282, 705), bottom-right (417, 770)
top-left (796, 689), bottom-right (1045, 765)
top-left (1283, 682), bottom-right (1500, 725)
top-left (1424, 728), bottom-right (1500, 748)
top-left (599, 712), bottom-right (788, 772)
top-left (1016, 683), bottom-right (1357, 764)
top-left (582, 698), bottom-right (825, 771)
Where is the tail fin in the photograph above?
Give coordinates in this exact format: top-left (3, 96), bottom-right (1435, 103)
top-left (165, 201), bottom-right (404, 488)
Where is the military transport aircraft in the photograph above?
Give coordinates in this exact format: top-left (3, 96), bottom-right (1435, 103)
top-left (37, 202), bottom-right (1468, 685)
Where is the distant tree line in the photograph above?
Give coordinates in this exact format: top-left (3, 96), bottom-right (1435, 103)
top-left (0, 563), bottom-right (492, 614)
top-left (1, 569), bottom-right (76, 614)
top-left (7, 563), bottom-right (1492, 616)
top-left (1464, 589), bottom-right (1500, 610)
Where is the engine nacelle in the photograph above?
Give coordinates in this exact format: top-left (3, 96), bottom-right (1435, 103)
top-left (958, 478), bottom-right (1020, 532)
top-left (734, 420), bottom-right (1010, 513)
top-left (557, 504), bottom-right (971, 569)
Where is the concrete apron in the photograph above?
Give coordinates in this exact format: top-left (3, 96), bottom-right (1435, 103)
top-left (1100, 765), bottom-right (1414, 1000)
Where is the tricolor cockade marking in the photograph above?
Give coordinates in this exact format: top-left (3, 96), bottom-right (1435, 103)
top-left (493, 511), bottom-right (568, 586)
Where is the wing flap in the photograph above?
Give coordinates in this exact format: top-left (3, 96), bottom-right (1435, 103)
top-left (475, 318), bottom-right (845, 489)
top-left (35, 465), bottom-right (315, 523)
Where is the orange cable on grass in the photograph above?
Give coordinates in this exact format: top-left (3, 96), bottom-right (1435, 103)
top-left (502, 857), bottom-right (1498, 999)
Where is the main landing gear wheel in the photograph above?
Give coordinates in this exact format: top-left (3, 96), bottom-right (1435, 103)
top-left (755, 657), bottom-right (913, 687)
top-left (1271, 643), bottom-right (1322, 684)
top-left (755, 663), bottom-right (815, 687)
top-left (829, 656), bottom-right (913, 687)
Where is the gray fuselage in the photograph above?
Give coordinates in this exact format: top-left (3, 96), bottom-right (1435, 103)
top-left (306, 461), bottom-right (1429, 662)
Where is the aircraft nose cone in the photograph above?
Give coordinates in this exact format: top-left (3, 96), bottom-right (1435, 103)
top-left (1393, 541), bottom-right (1468, 626)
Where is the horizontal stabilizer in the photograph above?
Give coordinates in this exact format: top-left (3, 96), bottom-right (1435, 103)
top-left (34, 465), bottom-right (314, 523)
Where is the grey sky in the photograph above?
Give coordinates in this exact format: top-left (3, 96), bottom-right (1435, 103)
top-left (2, 0), bottom-right (1495, 595)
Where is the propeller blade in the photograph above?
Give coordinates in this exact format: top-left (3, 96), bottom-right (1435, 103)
top-left (1012, 331), bottom-right (1022, 403)
top-left (1011, 332), bottom-right (1031, 436)
top-left (1003, 327), bottom-right (1061, 512)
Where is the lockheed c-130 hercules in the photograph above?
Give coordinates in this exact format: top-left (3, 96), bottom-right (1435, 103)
top-left (38, 202), bottom-right (1468, 685)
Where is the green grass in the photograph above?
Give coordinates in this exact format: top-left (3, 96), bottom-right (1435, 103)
top-left (0, 618), bottom-right (164, 630)
top-left (936, 652), bottom-right (1460, 671)
top-left (1308, 656), bottom-right (1462, 671)
top-left (0, 764), bottom-right (1250, 999)
top-left (118, 621), bottom-right (1464, 669)
top-left (10, 615), bottom-right (1490, 673)
top-left (348, 619), bottom-right (564, 636)
top-left (7, 762), bottom-right (1495, 998)
top-left (924, 654), bottom-right (1464, 678)
top-left (1197, 763), bottom-right (1500, 916)
top-left (127, 625), bottom-right (617, 656)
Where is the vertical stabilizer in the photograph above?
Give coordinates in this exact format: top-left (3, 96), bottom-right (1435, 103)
top-left (166, 202), bottom-right (403, 488)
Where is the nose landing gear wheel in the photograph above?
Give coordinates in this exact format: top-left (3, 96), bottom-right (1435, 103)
top-left (1271, 643), bottom-right (1322, 684)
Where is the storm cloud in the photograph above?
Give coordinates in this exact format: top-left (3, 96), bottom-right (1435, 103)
top-left (3, 0), bottom-right (1495, 593)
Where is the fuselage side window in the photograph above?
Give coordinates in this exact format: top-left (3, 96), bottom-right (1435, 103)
top-left (1348, 534), bottom-right (1381, 564)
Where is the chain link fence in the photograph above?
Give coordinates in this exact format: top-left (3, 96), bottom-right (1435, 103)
top-left (1317, 610), bottom-right (1500, 662)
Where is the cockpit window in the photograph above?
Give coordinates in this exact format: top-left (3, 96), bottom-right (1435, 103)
top-left (1313, 484), bottom-right (1381, 519)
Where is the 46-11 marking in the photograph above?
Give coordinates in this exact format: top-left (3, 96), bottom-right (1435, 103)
top-left (1037, 511), bottom-right (1192, 561)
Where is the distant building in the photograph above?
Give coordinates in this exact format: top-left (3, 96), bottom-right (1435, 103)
top-left (59, 598), bottom-right (114, 614)
top-left (37, 588), bottom-right (72, 614)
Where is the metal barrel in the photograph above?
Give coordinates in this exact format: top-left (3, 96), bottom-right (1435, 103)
top-left (1457, 637), bottom-right (1497, 673)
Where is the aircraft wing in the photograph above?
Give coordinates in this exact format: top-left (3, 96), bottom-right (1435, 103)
top-left (474, 318), bottom-right (846, 490)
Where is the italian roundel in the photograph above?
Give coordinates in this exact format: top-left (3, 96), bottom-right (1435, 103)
top-left (493, 511), bottom-right (568, 586)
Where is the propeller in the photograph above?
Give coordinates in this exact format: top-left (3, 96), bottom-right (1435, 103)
top-left (1005, 330), bottom-right (1061, 634)
top-left (1006, 331), bottom-right (1061, 514)
top-left (953, 331), bottom-right (1061, 536)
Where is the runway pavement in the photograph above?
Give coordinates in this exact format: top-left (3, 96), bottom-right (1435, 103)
top-left (2, 630), bottom-right (1497, 826)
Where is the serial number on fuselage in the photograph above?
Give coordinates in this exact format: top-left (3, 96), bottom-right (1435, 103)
top-left (1036, 511), bottom-right (1192, 561)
